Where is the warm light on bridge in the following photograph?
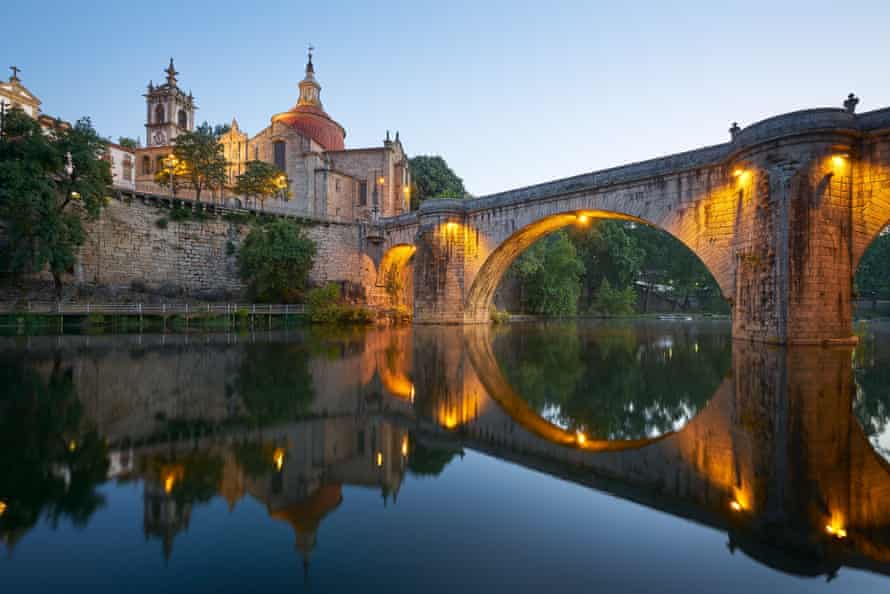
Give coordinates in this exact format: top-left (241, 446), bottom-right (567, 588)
top-left (401, 435), bottom-right (409, 457)
top-left (0, 500), bottom-right (7, 516)
top-left (826, 523), bottom-right (847, 539)
top-left (273, 448), bottom-right (286, 472)
top-left (729, 500), bottom-right (743, 512)
top-left (577, 213), bottom-right (590, 225)
top-left (376, 451), bottom-right (384, 467)
top-left (576, 431), bottom-right (587, 446)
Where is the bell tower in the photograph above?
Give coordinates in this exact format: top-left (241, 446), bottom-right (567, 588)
top-left (144, 58), bottom-right (196, 147)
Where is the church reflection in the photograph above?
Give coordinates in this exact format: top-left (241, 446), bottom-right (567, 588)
top-left (3, 324), bottom-right (890, 581)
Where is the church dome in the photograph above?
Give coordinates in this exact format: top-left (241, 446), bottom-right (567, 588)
top-left (271, 51), bottom-right (346, 151)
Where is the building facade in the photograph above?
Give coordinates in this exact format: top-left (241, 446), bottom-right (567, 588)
top-left (136, 52), bottom-right (411, 220)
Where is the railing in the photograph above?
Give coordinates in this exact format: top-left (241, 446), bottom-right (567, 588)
top-left (0, 302), bottom-right (306, 316)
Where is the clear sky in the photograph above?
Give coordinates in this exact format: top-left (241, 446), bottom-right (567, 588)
top-left (3, 0), bottom-right (889, 196)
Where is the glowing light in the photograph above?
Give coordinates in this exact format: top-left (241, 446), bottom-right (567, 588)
top-left (273, 448), bottom-right (286, 472)
top-left (68, 440), bottom-right (77, 452)
top-left (164, 474), bottom-right (176, 494)
top-left (409, 385), bottom-right (415, 402)
top-left (730, 500), bottom-right (743, 512)
top-left (445, 222), bottom-right (458, 231)
top-left (577, 214), bottom-right (589, 224)
top-left (0, 501), bottom-right (7, 516)
top-left (826, 521), bottom-right (847, 539)
top-left (377, 176), bottom-right (385, 186)
top-left (832, 154), bottom-right (849, 167)
top-left (403, 186), bottom-right (410, 194)
top-left (576, 431), bottom-right (587, 446)
top-left (732, 168), bottom-right (745, 177)
top-left (70, 191), bottom-right (81, 200)
top-left (376, 451), bottom-right (384, 467)
top-left (401, 436), bottom-right (409, 457)
top-left (694, 343), bottom-right (699, 353)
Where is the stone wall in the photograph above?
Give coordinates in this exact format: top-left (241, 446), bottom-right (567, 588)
top-left (50, 197), bottom-right (375, 300)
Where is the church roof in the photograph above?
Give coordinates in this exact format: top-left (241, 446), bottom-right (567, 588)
top-left (271, 52), bottom-right (345, 151)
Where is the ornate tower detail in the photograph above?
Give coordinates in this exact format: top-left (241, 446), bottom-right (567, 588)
top-left (143, 58), bottom-right (197, 148)
top-left (298, 46), bottom-right (322, 107)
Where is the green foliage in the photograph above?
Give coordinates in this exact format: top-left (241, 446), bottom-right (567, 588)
top-left (235, 342), bottom-right (315, 424)
top-left (225, 240), bottom-right (236, 256)
top-left (407, 439), bottom-right (462, 477)
top-left (856, 232), bottom-right (890, 301)
top-left (591, 278), bottom-right (637, 316)
top-left (490, 309), bottom-right (510, 324)
top-left (171, 122), bottom-right (227, 201)
top-left (0, 108), bottom-right (112, 295)
top-left (117, 137), bottom-right (139, 150)
top-left (155, 216), bottom-right (169, 229)
top-left (494, 322), bottom-right (732, 441)
top-left (571, 221), bottom-right (644, 307)
top-left (239, 219), bottom-right (316, 302)
top-left (513, 231), bottom-right (584, 315)
top-left (168, 205), bottom-right (191, 221)
top-left (212, 123), bottom-right (232, 137)
top-left (383, 263), bottom-right (404, 307)
top-left (153, 156), bottom-right (188, 197)
top-left (408, 155), bottom-right (469, 209)
top-left (234, 160), bottom-right (290, 210)
top-left (306, 283), bottom-right (374, 324)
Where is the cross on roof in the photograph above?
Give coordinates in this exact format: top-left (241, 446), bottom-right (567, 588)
top-left (10, 65), bottom-right (20, 81)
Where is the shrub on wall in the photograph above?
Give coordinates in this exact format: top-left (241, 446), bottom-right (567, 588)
top-left (239, 219), bottom-right (316, 303)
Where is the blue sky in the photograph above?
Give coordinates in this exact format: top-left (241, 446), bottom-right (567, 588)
top-left (3, 0), bottom-right (889, 195)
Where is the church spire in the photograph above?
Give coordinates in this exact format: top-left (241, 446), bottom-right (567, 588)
top-left (297, 46), bottom-right (322, 108)
top-left (165, 58), bottom-right (178, 86)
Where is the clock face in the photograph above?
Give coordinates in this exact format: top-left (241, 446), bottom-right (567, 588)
top-left (153, 131), bottom-right (166, 145)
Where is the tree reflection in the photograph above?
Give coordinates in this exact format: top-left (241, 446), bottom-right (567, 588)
top-left (0, 355), bottom-right (109, 550)
top-left (493, 322), bottom-right (731, 440)
top-left (853, 328), bottom-right (890, 458)
top-left (235, 342), bottom-right (315, 424)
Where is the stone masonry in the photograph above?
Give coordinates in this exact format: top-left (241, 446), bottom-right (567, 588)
top-left (379, 105), bottom-right (890, 344)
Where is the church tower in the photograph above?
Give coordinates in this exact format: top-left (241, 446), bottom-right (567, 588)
top-left (143, 59), bottom-right (196, 147)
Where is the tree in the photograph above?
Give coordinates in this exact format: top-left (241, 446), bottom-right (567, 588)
top-left (234, 160), bottom-right (290, 210)
top-left (171, 122), bottom-right (227, 202)
top-left (0, 108), bottom-right (112, 296)
top-left (117, 137), bottom-right (139, 149)
top-left (154, 154), bottom-right (189, 197)
top-left (571, 220), bottom-right (644, 309)
top-left (855, 231), bottom-right (890, 307)
top-left (513, 231), bottom-right (584, 315)
top-left (212, 123), bottom-right (232, 137)
top-left (239, 219), bottom-right (316, 302)
top-left (408, 155), bottom-right (469, 209)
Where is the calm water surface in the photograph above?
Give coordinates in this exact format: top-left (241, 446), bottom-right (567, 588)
top-left (3, 320), bottom-right (890, 593)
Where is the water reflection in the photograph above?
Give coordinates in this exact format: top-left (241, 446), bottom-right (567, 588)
top-left (2, 323), bottom-right (890, 585)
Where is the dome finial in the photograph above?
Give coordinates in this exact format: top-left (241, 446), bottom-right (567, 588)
top-left (306, 44), bottom-right (314, 74)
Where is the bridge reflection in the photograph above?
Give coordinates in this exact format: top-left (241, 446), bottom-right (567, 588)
top-left (1, 325), bottom-right (889, 580)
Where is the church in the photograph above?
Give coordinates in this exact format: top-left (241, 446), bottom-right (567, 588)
top-left (135, 51), bottom-right (412, 221)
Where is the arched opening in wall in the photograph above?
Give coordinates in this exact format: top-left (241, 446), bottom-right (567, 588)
top-left (465, 211), bottom-right (731, 443)
top-left (155, 104), bottom-right (165, 124)
top-left (470, 212), bottom-right (729, 320)
top-left (853, 224), bottom-right (890, 461)
top-left (377, 244), bottom-right (415, 312)
top-left (177, 109), bottom-right (187, 129)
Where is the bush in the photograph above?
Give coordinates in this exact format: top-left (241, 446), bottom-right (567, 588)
top-left (306, 283), bottom-right (373, 324)
top-left (591, 279), bottom-right (637, 316)
top-left (239, 219), bottom-right (316, 303)
top-left (490, 309), bottom-right (510, 324)
top-left (156, 217), bottom-right (169, 229)
top-left (169, 206), bottom-right (191, 222)
top-left (225, 240), bottom-right (236, 256)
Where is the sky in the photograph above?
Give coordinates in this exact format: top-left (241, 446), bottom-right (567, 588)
top-left (3, 0), bottom-right (890, 196)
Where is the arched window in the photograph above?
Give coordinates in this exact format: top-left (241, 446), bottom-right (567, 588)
top-left (273, 141), bottom-right (286, 171)
top-left (178, 109), bottom-right (187, 129)
top-left (155, 104), bottom-right (165, 124)
top-left (142, 156), bottom-right (151, 174)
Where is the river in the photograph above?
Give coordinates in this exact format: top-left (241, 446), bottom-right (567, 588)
top-left (2, 320), bottom-right (890, 593)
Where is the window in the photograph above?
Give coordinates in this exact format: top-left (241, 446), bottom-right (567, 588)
top-left (177, 109), bottom-right (187, 129)
top-left (358, 181), bottom-right (367, 206)
top-left (123, 157), bottom-right (133, 181)
top-left (142, 156), bottom-right (151, 174)
top-left (154, 104), bottom-right (164, 124)
top-left (273, 141), bottom-right (286, 171)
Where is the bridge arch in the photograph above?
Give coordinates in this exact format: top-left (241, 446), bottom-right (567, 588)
top-left (462, 207), bottom-right (730, 322)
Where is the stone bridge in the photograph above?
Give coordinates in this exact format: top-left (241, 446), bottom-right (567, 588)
top-left (375, 103), bottom-right (890, 344)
